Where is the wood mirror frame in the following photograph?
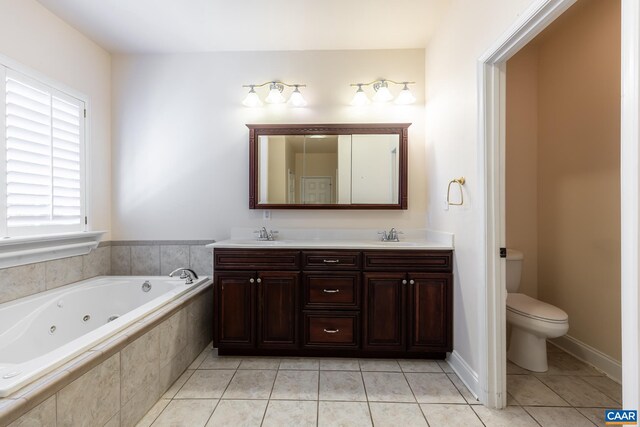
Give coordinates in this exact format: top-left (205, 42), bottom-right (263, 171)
top-left (248, 123), bottom-right (409, 209)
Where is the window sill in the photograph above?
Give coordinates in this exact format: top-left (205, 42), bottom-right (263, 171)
top-left (0, 231), bottom-right (106, 269)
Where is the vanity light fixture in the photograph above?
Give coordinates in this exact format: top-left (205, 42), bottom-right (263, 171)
top-left (349, 79), bottom-right (416, 105)
top-left (242, 81), bottom-right (307, 107)
top-left (242, 86), bottom-right (262, 107)
top-left (395, 83), bottom-right (417, 105)
top-left (350, 84), bottom-right (370, 106)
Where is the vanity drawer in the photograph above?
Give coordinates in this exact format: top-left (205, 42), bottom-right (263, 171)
top-left (363, 250), bottom-right (453, 272)
top-left (214, 249), bottom-right (300, 270)
top-left (304, 312), bottom-right (359, 348)
top-left (302, 251), bottom-right (361, 270)
top-left (303, 272), bottom-right (360, 309)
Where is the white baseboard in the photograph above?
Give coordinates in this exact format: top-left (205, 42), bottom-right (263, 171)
top-left (550, 335), bottom-right (622, 383)
top-left (447, 350), bottom-right (481, 400)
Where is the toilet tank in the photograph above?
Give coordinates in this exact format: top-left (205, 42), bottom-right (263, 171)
top-left (506, 249), bottom-right (524, 292)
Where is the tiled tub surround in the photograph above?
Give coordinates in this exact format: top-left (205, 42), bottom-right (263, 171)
top-left (110, 241), bottom-right (214, 278)
top-left (0, 279), bottom-right (213, 426)
top-left (0, 241), bottom-right (214, 306)
top-left (0, 244), bottom-right (111, 306)
top-left (0, 276), bottom-right (210, 396)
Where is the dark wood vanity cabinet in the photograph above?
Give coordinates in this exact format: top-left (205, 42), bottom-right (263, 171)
top-left (214, 270), bottom-right (299, 350)
top-left (214, 248), bottom-right (452, 358)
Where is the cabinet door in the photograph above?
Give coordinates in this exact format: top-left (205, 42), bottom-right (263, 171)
top-left (363, 272), bottom-right (406, 351)
top-left (215, 271), bottom-right (255, 348)
top-left (258, 271), bottom-right (300, 349)
top-left (407, 273), bottom-right (452, 352)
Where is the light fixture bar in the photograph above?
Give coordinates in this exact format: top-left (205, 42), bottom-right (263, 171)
top-left (242, 81), bottom-right (307, 107)
top-left (349, 79), bottom-right (416, 105)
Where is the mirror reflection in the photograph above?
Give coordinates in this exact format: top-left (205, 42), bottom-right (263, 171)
top-left (257, 134), bottom-right (400, 205)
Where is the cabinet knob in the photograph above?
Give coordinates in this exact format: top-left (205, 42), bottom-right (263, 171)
top-left (402, 279), bottom-right (407, 285)
top-left (323, 259), bottom-right (340, 264)
top-left (409, 279), bottom-right (415, 285)
top-left (249, 278), bottom-right (255, 284)
top-left (256, 278), bottom-right (262, 284)
top-left (323, 289), bottom-right (340, 294)
top-left (323, 328), bottom-right (340, 334)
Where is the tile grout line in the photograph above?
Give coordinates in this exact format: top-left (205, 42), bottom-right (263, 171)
top-left (358, 361), bottom-right (376, 427)
top-left (316, 362), bottom-right (320, 427)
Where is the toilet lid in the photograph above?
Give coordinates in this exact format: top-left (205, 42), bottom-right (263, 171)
top-left (506, 293), bottom-right (568, 323)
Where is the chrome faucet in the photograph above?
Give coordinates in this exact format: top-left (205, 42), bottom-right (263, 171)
top-left (378, 228), bottom-right (403, 242)
top-left (169, 267), bottom-right (199, 284)
top-left (254, 226), bottom-right (278, 241)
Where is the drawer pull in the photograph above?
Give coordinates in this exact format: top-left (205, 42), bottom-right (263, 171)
top-left (323, 328), bottom-right (340, 334)
top-left (322, 289), bottom-right (340, 293)
top-left (323, 259), bottom-right (340, 264)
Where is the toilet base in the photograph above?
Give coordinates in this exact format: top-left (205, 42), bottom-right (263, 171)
top-left (507, 327), bottom-right (548, 372)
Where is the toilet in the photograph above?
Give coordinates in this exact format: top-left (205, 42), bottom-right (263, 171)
top-left (506, 249), bottom-right (569, 372)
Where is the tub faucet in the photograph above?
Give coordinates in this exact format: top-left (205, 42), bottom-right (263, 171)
top-left (169, 268), bottom-right (199, 285)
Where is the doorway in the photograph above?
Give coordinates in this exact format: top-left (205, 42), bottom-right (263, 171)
top-left (301, 176), bottom-right (332, 204)
top-left (504, 0), bottom-right (621, 410)
top-left (479, 0), bottom-right (639, 409)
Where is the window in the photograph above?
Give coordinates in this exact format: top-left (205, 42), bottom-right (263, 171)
top-left (0, 66), bottom-right (86, 237)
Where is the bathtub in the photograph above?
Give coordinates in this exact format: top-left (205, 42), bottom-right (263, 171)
top-left (0, 275), bottom-right (210, 397)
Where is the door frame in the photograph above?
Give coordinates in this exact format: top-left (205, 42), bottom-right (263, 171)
top-left (478, 0), bottom-right (639, 409)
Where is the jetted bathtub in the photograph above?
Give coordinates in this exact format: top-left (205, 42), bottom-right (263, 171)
top-left (0, 275), bottom-right (210, 397)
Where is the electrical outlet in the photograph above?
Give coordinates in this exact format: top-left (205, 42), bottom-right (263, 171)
top-left (263, 210), bottom-right (271, 220)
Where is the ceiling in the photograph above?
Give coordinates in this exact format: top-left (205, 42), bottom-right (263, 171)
top-left (36, 0), bottom-right (449, 53)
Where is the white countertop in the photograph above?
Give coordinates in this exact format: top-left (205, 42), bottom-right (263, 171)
top-left (206, 228), bottom-right (454, 250)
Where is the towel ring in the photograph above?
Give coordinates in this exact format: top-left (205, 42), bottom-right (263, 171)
top-left (447, 177), bottom-right (465, 206)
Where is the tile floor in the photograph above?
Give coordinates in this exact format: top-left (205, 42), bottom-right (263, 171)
top-left (136, 343), bottom-right (621, 427)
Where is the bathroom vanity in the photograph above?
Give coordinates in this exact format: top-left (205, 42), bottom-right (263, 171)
top-left (209, 230), bottom-right (453, 359)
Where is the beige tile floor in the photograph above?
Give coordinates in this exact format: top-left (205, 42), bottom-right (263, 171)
top-left (136, 343), bottom-right (621, 427)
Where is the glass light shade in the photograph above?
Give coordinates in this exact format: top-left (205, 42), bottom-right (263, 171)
top-left (350, 86), bottom-right (370, 106)
top-left (373, 83), bottom-right (393, 103)
top-left (242, 88), bottom-right (262, 107)
top-left (394, 84), bottom-right (416, 105)
top-left (265, 83), bottom-right (285, 104)
top-left (289, 87), bottom-right (307, 107)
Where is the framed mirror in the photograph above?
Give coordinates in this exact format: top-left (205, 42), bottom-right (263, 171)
top-left (248, 123), bottom-right (409, 209)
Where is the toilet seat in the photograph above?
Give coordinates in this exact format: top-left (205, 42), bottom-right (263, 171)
top-left (507, 293), bottom-right (568, 323)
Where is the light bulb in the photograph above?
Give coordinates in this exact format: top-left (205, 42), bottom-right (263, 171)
top-left (242, 87), bottom-right (262, 107)
top-left (289, 86), bottom-right (307, 107)
top-left (265, 83), bottom-right (285, 104)
top-left (350, 85), bottom-right (370, 106)
top-left (394, 84), bottom-right (416, 105)
top-left (373, 81), bottom-right (393, 103)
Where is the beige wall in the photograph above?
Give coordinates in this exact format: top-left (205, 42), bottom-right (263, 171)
top-left (0, 0), bottom-right (112, 238)
top-left (267, 137), bottom-right (287, 204)
top-left (506, 45), bottom-right (539, 298)
top-left (506, 0), bottom-right (621, 361)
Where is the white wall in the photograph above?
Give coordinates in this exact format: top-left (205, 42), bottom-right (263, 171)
top-left (424, 0), bottom-right (539, 389)
top-left (111, 50), bottom-right (426, 240)
top-left (0, 0), bottom-right (112, 238)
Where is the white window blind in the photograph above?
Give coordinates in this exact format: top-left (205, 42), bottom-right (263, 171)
top-left (3, 69), bottom-right (86, 236)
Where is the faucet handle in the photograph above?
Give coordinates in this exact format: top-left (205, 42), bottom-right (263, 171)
top-left (378, 231), bottom-right (389, 241)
